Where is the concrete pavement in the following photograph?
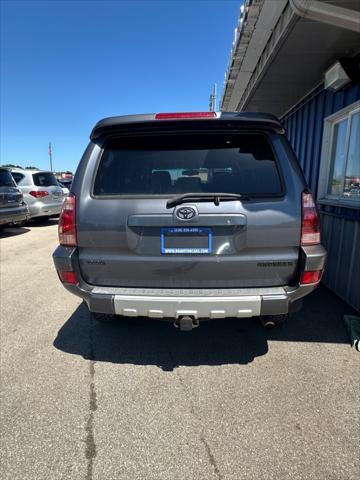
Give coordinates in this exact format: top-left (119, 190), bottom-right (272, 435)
top-left (1, 222), bottom-right (359, 480)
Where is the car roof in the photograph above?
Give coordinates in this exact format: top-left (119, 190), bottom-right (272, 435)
top-left (10, 168), bottom-right (53, 174)
top-left (90, 111), bottom-right (283, 140)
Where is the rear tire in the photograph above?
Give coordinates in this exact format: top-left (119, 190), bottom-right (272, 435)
top-left (260, 314), bottom-right (289, 329)
top-left (33, 216), bottom-right (50, 224)
top-left (13, 220), bottom-right (26, 227)
top-left (91, 312), bottom-right (116, 323)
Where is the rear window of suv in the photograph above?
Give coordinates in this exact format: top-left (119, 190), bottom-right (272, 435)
top-left (0, 169), bottom-right (16, 187)
top-left (33, 172), bottom-right (58, 187)
top-left (93, 133), bottom-right (282, 196)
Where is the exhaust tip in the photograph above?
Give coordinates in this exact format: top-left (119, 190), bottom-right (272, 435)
top-left (174, 316), bottom-right (199, 331)
top-left (260, 318), bottom-right (276, 330)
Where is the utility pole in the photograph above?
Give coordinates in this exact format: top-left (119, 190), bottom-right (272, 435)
top-left (209, 82), bottom-right (217, 112)
top-left (48, 142), bottom-right (53, 172)
top-left (213, 82), bottom-right (217, 111)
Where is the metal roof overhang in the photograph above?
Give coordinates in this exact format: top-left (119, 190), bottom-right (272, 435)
top-left (221, 0), bottom-right (360, 118)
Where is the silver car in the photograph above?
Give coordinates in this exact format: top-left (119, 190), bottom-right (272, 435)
top-left (10, 169), bottom-right (64, 221)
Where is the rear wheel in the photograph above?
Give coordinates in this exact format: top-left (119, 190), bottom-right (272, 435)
top-left (260, 314), bottom-right (289, 329)
top-left (13, 220), bottom-right (26, 227)
top-left (32, 216), bottom-right (50, 224)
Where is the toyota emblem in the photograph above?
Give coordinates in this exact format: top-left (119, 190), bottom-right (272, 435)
top-left (176, 206), bottom-right (197, 220)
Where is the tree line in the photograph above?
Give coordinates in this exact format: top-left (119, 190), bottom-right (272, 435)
top-left (1, 164), bottom-right (39, 170)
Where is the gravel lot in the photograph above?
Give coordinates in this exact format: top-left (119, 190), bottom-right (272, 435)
top-left (1, 222), bottom-right (359, 480)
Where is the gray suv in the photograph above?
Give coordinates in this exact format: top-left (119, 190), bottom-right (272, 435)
top-left (53, 112), bottom-right (327, 330)
top-left (0, 168), bottom-right (28, 228)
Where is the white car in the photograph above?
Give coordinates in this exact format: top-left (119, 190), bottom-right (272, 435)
top-left (10, 169), bottom-right (65, 221)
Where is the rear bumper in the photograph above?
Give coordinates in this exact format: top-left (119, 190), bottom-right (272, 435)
top-left (0, 204), bottom-right (28, 226)
top-left (59, 283), bottom-right (315, 318)
top-left (28, 201), bottom-right (63, 218)
top-left (53, 244), bottom-right (327, 319)
top-left (92, 286), bottom-right (314, 318)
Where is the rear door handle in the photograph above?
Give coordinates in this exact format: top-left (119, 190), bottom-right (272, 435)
top-left (128, 214), bottom-right (247, 227)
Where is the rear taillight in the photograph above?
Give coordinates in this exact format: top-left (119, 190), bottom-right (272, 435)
top-left (29, 190), bottom-right (49, 198)
top-left (301, 191), bottom-right (320, 245)
top-left (57, 270), bottom-right (78, 285)
top-left (58, 193), bottom-right (77, 246)
top-left (300, 270), bottom-right (322, 285)
top-left (155, 112), bottom-right (217, 120)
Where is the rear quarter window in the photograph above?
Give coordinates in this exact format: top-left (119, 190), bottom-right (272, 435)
top-left (93, 133), bottom-right (283, 196)
top-left (11, 172), bottom-right (25, 184)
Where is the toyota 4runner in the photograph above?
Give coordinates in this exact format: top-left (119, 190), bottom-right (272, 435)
top-left (53, 112), bottom-right (327, 330)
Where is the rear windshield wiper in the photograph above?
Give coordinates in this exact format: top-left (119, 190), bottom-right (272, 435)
top-left (166, 192), bottom-right (249, 208)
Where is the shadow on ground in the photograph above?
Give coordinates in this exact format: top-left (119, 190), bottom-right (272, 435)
top-left (53, 286), bottom-right (356, 370)
top-left (29, 218), bottom-right (59, 227)
top-left (0, 226), bottom-right (30, 238)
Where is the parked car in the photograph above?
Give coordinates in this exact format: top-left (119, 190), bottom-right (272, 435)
top-left (10, 169), bottom-right (64, 221)
top-left (58, 178), bottom-right (72, 190)
top-left (0, 167), bottom-right (28, 228)
top-left (57, 180), bottom-right (70, 196)
top-left (53, 111), bottom-right (327, 330)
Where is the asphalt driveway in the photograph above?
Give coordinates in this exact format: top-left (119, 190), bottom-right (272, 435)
top-left (1, 222), bottom-right (359, 480)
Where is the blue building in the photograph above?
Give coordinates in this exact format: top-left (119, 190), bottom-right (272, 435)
top-left (221, 0), bottom-right (360, 310)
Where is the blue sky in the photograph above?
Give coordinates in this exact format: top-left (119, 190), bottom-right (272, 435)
top-left (1, 0), bottom-right (241, 172)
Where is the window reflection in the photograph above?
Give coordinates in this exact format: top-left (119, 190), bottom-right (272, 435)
top-left (343, 112), bottom-right (360, 199)
top-left (328, 119), bottom-right (347, 196)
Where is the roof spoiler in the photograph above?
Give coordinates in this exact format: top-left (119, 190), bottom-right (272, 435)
top-left (90, 112), bottom-right (284, 141)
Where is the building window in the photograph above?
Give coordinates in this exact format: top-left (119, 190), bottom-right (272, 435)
top-left (318, 100), bottom-right (360, 207)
